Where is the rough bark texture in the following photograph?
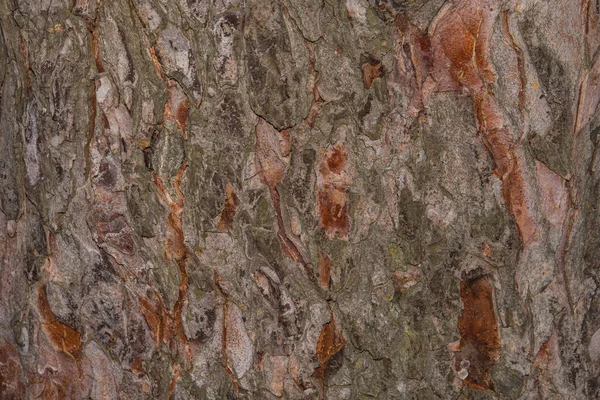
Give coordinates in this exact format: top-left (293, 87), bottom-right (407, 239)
top-left (1, 0), bottom-right (599, 399)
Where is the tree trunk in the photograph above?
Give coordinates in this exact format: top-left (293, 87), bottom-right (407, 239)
top-left (1, 0), bottom-right (599, 398)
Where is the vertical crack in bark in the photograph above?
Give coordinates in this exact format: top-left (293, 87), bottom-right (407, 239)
top-left (255, 117), bottom-right (316, 281)
top-left (557, 206), bottom-right (577, 313)
top-left (138, 292), bottom-right (170, 347)
top-left (168, 362), bottom-right (180, 400)
top-left (143, 23), bottom-right (194, 366)
top-left (271, 186), bottom-right (316, 281)
top-left (149, 46), bottom-right (168, 82)
top-left (304, 41), bottom-right (325, 128)
top-left (91, 25), bottom-right (104, 73)
top-left (214, 272), bottom-right (240, 396)
top-left (152, 161), bottom-right (192, 363)
top-left (17, 30), bottom-right (30, 96)
top-left (85, 82), bottom-right (97, 180)
top-left (501, 12), bottom-right (526, 128)
top-left (84, 18), bottom-right (102, 179)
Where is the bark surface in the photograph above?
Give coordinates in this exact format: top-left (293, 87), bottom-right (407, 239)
top-left (1, 0), bottom-right (600, 399)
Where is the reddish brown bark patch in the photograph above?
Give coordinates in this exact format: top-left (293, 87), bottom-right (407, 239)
top-left (138, 292), bottom-right (170, 347)
top-left (131, 356), bottom-right (145, 377)
top-left (92, 27), bottom-right (104, 73)
top-left (318, 251), bottom-right (331, 290)
top-left (165, 82), bottom-right (190, 135)
top-left (0, 341), bottom-right (26, 399)
top-left (153, 162), bottom-right (188, 261)
top-left (456, 277), bottom-right (501, 390)
top-left (362, 59), bottom-right (383, 89)
top-left (317, 143), bottom-right (351, 240)
top-left (326, 146), bottom-right (347, 174)
top-left (37, 284), bottom-right (82, 359)
top-left (431, 1), bottom-right (496, 92)
top-left (430, 1), bottom-right (540, 249)
top-left (176, 99), bottom-right (189, 129)
top-left (504, 160), bottom-right (537, 245)
top-left (149, 46), bottom-right (167, 82)
top-left (395, 15), bottom-right (433, 86)
top-left (534, 333), bottom-right (557, 369)
top-left (314, 316), bottom-right (346, 381)
top-left (317, 186), bottom-right (350, 240)
top-left (217, 182), bottom-right (239, 232)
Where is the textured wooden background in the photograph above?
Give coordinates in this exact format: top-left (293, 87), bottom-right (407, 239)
top-left (1, 0), bottom-right (599, 398)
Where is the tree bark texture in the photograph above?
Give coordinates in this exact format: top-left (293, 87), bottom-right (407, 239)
top-left (1, 0), bottom-right (600, 399)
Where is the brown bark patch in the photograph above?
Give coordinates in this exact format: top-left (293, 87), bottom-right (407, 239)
top-left (138, 293), bottom-right (169, 347)
top-left (0, 341), bottom-right (26, 399)
top-left (131, 356), bottom-right (145, 377)
top-left (37, 284), bottom-right (82, 359)
top-left (317, 186), bottom-right (350, 240)
top-left (315, 320), bottom-right (346, 368)
top-left (456, 277), bottom-right (501, 390)
top-left (504, 159), bottom-right (537, 245)
top-left (165, 82), bottom-right (190, 135)
top-left (314, 311), bottom-right (346, 395)
top-left (362, 59), bottom-right (383, 89)
top-left (430, 1), bottom-right (540, 248)
top-left (534, 333), bottom-right (555, 369)
top-left (217, 182), bottom-right (239, 232)
top-left (318, 251), bottom-right (331, 290)
top-left (431, 2), bottom-right (495, 92)
top-left (149, 46), bottom-right (167, 82)
top-left (414, 34), bottom-right (434, 77)
top-left (326, 146), bottom-right (347, 174)
top-left (92, 27), bottom-right (104, 73)
top-left (153, 162), bottom-right (188, 261)
top-left (317, 143), bottom-right (351, 240)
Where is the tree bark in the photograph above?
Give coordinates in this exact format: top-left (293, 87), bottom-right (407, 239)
top-left (1, 0), bottom-right (599, 398)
